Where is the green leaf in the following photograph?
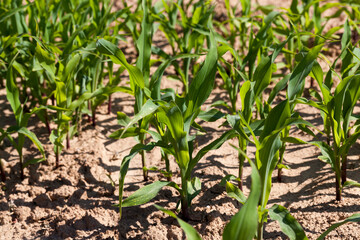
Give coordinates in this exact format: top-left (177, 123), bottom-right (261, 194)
top-left (150, 53), bottom-right (199, 100)
top-left (118, 142), bottom-right (162, 219)
top-left (0, 3), bottom-right (32, 23)
top-left (317, 214), bottom-right (360, 240)
top-left (282, 137), bottom-right (308, 145)
top-left (122, 181), bottom-right (171, 207)
top-left (6, 67), bottom-right (21, 121)
top-left (109, 127), bottom-right (147, 139)
top-left (17, 127), bottom-right (46, 162)
top-left (260, 100), bottom-right (291, 142)
top-left (310, 141), bottom-right (336, 170)
top-left (343, 181), bottom-right (360, 188)
top-left (198, 108), bottom-right (225, 122)
top-left (119, 100), bottom-right (159, 139)
top-left (157, 102), bottom-right (189, 171)
top-left (225, 181), bottom-right (247, 204)
top-left (185, 31), bottom-right (218, 121)
top-left (136, 0), bottom-right (152, 87)
top-left (22, 158), bottom-right (46, 169)
top-left (187, 177), bottom-right (202, 204)
top-left (288, 44), bottom-right (323, 101)
top-left (269, 204), bottom-right (308, 240)
top-left (96, 38), bottom-right (145, 89)
top-left (223, 161), bottom-right (261, 240)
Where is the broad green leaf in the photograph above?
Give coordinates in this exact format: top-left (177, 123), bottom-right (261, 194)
top-left (109, 127), bottom-right (147, 139)
top-left (198, 109), bottom-right (225, 122)
top-left (288, 44), bottom-right (323, 101)
top-left (268, 74), bottom-right (290, 104)
top-left (150, 53), bottom-right (200, 100)
top-left (260, 100), bottom-right (291, 142)
top-left (118, 100), bottom-right (159, 139)
top-left (6, 67), bottom-right (21, 121)
top-left (122, 181), bottom-right (171, 207)
top-left (269, 204), bottom-right (308, 240)
top-left (310, 141), bottom-right (336, 169)
top-left (185, 31), bottom-right (218, 120)
top-left (136, 0), bottom-right (152, 87)
top-left (35, 43), bottom-right (56, 82)
top-left (17, 127), bottom-right (46, 163)
top-left (118, 142), bottom-right (162, 219)
top-left (225, 181), bottom-right (247, 204)
top-left (157, 102), bottom-right (189, 170)
top-left (317, 214), bottom-right (360, 240)
top-left (223, 161), bottom-right (261, 240)
top-left (22, 158), bottom-right (46, 169)
top-left (343, 181), bottom-right (360, 188)
top-left (96, 38), bottom-right (145, 89)
top-left (187, 177), bottom-right (201, 204)
top-left (258, 100), bottom-right (291, 207)
top-left (55, 81), bottom-right (67, 108)
top-left (252, 56), bottom-right (272, 99)
top-left (61, 54), bottom-right (81, 83)
top-left (282, 137), bottom-right (308, 145)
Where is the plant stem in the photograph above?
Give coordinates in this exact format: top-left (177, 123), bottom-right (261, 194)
top-left (163, 152), bottom-right (172, 181)
top-left (180, 171), bottom-right (190, 221)
top-left (92, 108), bottom-right (96, 127)
top-left (66, 131), bottom-right (70, 149)
top-left (0, 158), bottom-right (6, 182)
top-left (238, 137), bottom-right (246, 190)
top-left (335, 174), bottom-right (342, 201)
top-left (277, 143), bottom-right (286, 183)
top-left (55, 147), bottom-right (59, 168)
top-left (257, 217), bottom-right (264, 240)
top-left (108, 94), bottom-right (112, 114)
top-left (140, 149), bottom-right (148, 181)
top-left (341, 154), bottom-right (347, 185)
top-left (44, 110), bottom-right (51, 134)
top-left (140, 135), bottom-right (148, 181)
top-left (20, 154), bottom-right (24, 180)
top-left (88, 101), bottom-right (92, 122)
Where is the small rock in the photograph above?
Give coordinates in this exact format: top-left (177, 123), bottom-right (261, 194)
top-left (12, 206), bottom-right (31, 222)
top-left (0, 212), bottom-right (12, 224)
top-left (206, 210), bottom-right (221, 222)
top-left (57, 224), bottom-right (76, 239)
top-left (84, 214), bottom-right (101, 230)
top-left (34, 193), bottom-right (51, 207)
top-left (28, 186), bottom-right (46, 197)
top-left (50, 185), bottom-right (76, 201)
top-left (31, 207), bottom-right (49, 222)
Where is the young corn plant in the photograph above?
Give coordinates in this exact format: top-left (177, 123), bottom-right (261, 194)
top-left (294, 21), bottom-right (360, 200)
top-left (111, 32), bottom-right (237, 220)
top-left (219, 34), bottom-right (293, 189)
top-left (160, 99), bottom-right (318, 239)
top-left (97, 0), bottom-right (155, 181)
top-left (153, 0), bottom-right (215, 94)
top-left (227, 99), bottom-right (316, 239)
top-left (276, 42), bottom-right (324, 182)
top-left (297, 68), bottom-right (360, 201)
top-left (158, 161), bottom-right (360, 240)
top-left (5, 56), bottom-right (46, 180)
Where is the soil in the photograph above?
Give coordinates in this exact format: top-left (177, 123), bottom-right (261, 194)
top-left (1, 0), bottom-right (360, 240)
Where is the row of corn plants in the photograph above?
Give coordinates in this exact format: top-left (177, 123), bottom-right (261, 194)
top-left (1, 0), bottom-right (360, 239)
